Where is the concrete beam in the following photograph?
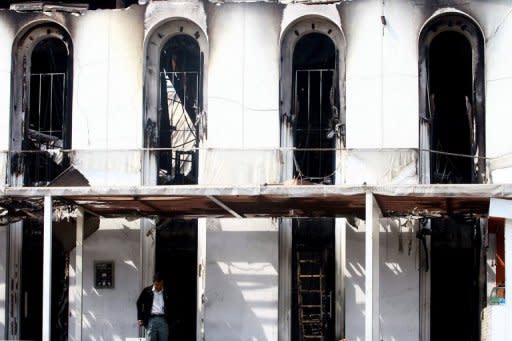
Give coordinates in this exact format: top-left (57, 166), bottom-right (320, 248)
top-left (3, 183), bottom-right (512, 198)
top-left (365, 192), bottom-right (381, 341)
top-left (42, 195), bottom-right (52, 341)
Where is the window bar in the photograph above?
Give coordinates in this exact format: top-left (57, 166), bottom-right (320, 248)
top-left (184, 72), bottom-right (187, 114)
top-left (319, 70), bottom-right (323, 178)
top-left (50, 74), bottom-right (53, 139)
top-left (307, 70), bottom-right (311, 176)
top-left (38, 74), bottom-right (42, 134)
top-left (62, 74), bottom-right (66, 141)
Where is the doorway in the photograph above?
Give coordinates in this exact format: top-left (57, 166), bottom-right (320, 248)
top-left (430, 217), bottom-right (483, 341)
top-left (19, 221), bottom-right (68, 340)
top-left (292, 218), bottom-right (335, 341)
top-left (155, 219), bottom-right (198, 340)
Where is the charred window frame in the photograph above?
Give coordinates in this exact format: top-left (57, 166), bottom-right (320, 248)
top-left (9, 23), bottom-right (73, 187)
top-left (419, 13), bottom-right (485, 184)
top-left (144, 20), bottom-right (207, 186)
top-left (280, 19), bottom-right (346, 185)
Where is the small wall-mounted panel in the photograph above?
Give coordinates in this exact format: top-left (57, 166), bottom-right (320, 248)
top-left (94, 261), bottom-right (115, 289)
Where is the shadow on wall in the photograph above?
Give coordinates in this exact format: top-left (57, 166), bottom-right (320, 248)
top-left (72, 227), bottom-right (140, 340)
top-left (205, 230), bottom-right (278, 341)
top-left (345, 219), bottom-right (419, 341)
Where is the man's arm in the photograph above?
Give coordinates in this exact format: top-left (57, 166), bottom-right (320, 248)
top-left (136, 288), bottom-right (146, 325)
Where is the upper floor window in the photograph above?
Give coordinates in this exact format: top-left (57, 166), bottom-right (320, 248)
top-left (10, 24), bottom-right (73, 186)
top-left (158, 35), bottom-right (201, 185)
top-left (144, 20), bottom-right (207, 186)
top-left (280, 19), bottom-right (345, 185)
top-left (419, 14), bottom-right (485, 184)
top-left (292, 33), bottom-right (338, 184)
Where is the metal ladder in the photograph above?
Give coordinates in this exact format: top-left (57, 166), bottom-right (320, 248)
top-left (297, 251), bottom-right (325, 340)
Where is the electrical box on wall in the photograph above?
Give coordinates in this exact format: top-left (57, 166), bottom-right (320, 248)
top-left (95, 261), bottom-right (114, 289)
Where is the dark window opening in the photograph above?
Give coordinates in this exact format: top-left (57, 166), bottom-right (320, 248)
top-left (430, 217), bottom-right (484, 341)
top-left (157, 35), bottom-right (202, 185)
top-left (292, 218), bottom-right (335, 341)
top-left (155, 219), bottom-right (198, 339)
top-left (20, 221), bottom-right (69, 341)
top-left (428, 31), bottom-right (474, 184)
top-left (292, 33), bottom-right (338, 184)
top-left (23, 37), bottom-right (72, 186)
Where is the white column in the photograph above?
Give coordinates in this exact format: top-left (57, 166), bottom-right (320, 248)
top-left (42, 195), bottom-right (52, 341)
top-left (196, 218), bottom-right (207, 341)
top-left (365, 192), bottom-right (381, 341)
top-left (278, 218), bottom-right (292, 341)
top-left (335, 218), bottom-right (346, 339)
top-left (505, 218), bottom-right (512, 340)
top-left (74, 207), bottom-right (84, 341)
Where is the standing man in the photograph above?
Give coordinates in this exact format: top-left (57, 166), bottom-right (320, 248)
top-left (137, 273), bottom-right (170, 341)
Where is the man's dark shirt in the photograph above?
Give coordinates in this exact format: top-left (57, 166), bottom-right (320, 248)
top-left (136, 285), bottom-right (171, 327)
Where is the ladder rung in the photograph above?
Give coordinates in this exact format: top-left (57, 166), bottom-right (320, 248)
top-left (300, 274), bottom-right (323, 278)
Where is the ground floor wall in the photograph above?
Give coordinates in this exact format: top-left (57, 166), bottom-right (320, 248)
top-left (0, 216), bottom-right (424, 341)
top-left (345, 218), bottom-right (420, 341)
top-left (205, 218), bottom-right (279, 340)
top-left (68, 218), bottom-right (140, 341)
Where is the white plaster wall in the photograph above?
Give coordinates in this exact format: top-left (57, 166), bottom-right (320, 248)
top-left (482, 1), bottom-right (512, 165)
top-left (0, 225), bottom-right (7, 338)
top-left (0, 16), bottom-right (17, 183)
top-left (205, 218), bottom-right (278, 341)
top-left (341, 0), bottom-right (422, 149)
top-left (0, 16), bottom-right (14, 154)
top-left (345, 219), bottom-right (419, 341)
top-left (206, 4), bottom-right (281, 149)
top-left (68, 218), bottom-right (140, 341)
top-left (72, 6), bottom-right (144, 186)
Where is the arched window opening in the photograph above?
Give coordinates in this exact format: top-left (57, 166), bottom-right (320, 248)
top-left (419, 15), bottom-right (485, 184)
top-left (429, 32), bottom-right (473, 183)
top-left (157, 35), bottom-right (202, 185)
top-left (24, 37), bottom-right (71, 186)
top-left (292, 33), bottom-right (338, 184)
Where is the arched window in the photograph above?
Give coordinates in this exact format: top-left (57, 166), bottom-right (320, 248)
top-left (144, 20), bottom-right (207, 186)
top-left (292, 33), bottom-right (337, 184)
top-left (419, 14), bottom-right (485, 184)
top-left (280, 18), bottom-right (345, 185)
top-left (10, 23), bottom-right (73, 187)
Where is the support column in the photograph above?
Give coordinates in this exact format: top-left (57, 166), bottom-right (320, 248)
top-left (365, 192), bottom-right (381, 341)
top-left (42, 195), bottom-right (52, 341)
top-left (335, 218), bottom-right (346, 339)
top-left (74, 208), bottom-right (84, 341)
top-left (278, 218), bottom-right (292, 341)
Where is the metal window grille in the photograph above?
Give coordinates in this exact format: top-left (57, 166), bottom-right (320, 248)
top-left (159, 71), bottom-right (199, 185)
top-left (24, 72), bottom-right (66, 186)
top-left (293, 69), bottom-right (336, 184)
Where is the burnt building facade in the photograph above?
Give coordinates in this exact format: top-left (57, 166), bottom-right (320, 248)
top-left (0, 1), bottom-right (512, 341)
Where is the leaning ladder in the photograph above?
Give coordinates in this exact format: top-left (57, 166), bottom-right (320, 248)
top-left (297, 251), bottom-right (325, 340)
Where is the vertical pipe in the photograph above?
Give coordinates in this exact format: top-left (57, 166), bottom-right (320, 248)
top-left (49, 74), bottom-right (53, 137)
top-left (42, 195), bottom-right (52, 341)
